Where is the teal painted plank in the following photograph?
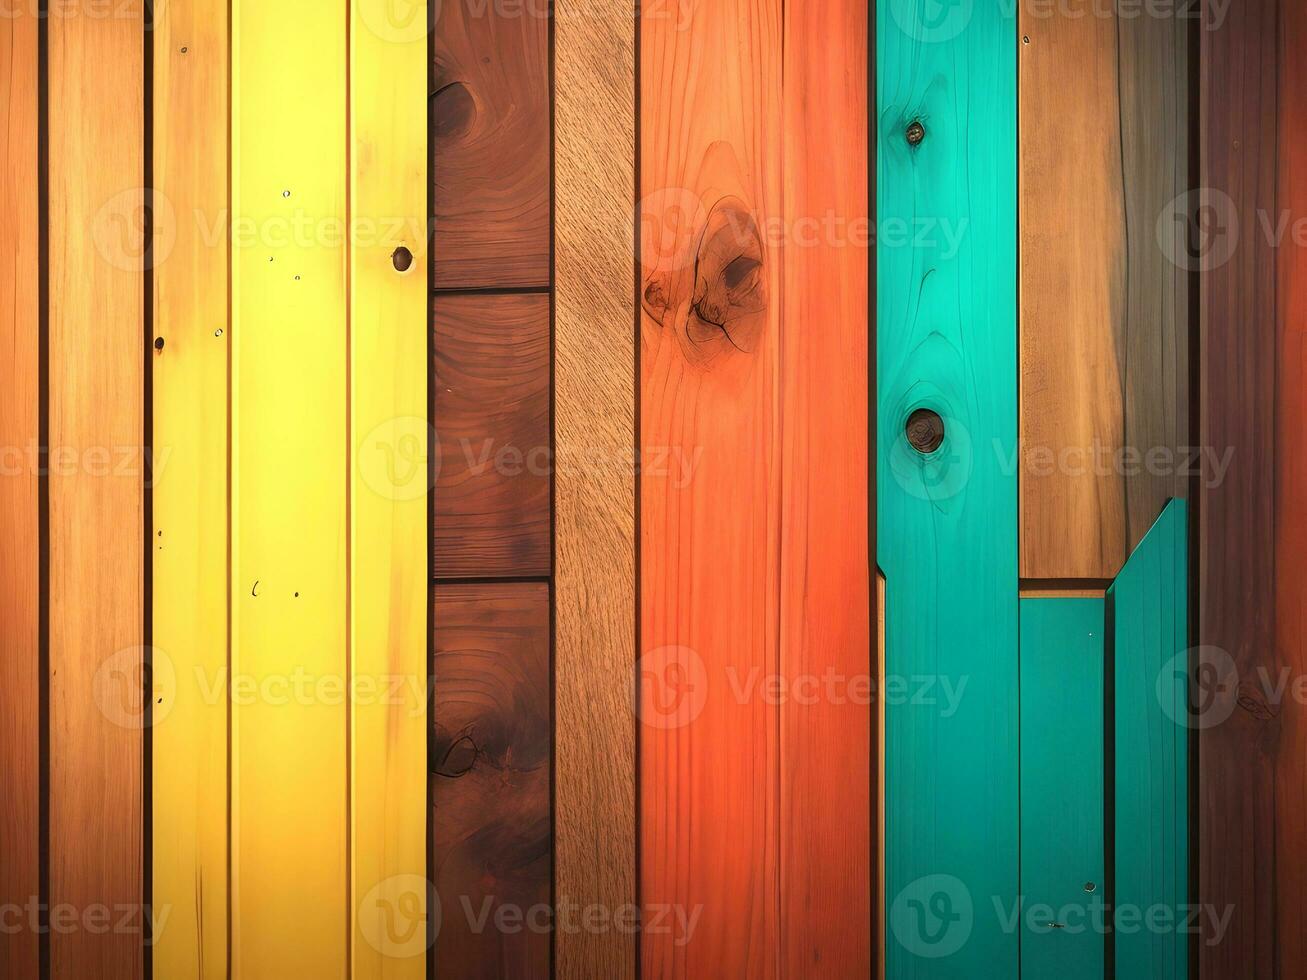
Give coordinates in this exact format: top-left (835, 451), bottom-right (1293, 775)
top-left (1109, 498), bottom-right (1189, 980)
top-left (1020, 598), bottom-right (1106, 979)
top-left (877, 3), bottom-right (1018, 977)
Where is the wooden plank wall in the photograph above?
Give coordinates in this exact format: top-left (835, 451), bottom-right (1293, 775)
top-left (877, 4), bottom-right (1018, 977)
top-left (0, 4), bottom-right (41, 978)
top-left (430, 1), bottom-right (553, 975)
top-left (640, 0), bottom-right (870, 976)
top-left (553, 0), bottom-right (637, 977)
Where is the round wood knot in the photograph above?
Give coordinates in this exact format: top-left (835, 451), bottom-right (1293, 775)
top-left (391, 245), bottom-right (414, 273)
top-left (905, 408), bottom-right (944, 453)
top-left (905, 120), bottom-right (925, 146)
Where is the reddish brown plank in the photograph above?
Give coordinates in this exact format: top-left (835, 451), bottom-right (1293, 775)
top-left (433, 293), bottom-right (550, 578)
top-left (1278, 0), bottom-right (1307, 968)
top-left (0, 5), bottom-right (41, 976)
top-left (431, 582), bottom-right (551, 979)
top-left (432, 0), bottom-right (549, 289)
top-left (1198, 0), bottom-right (1278, 973)
top-left (48, 4), bottom-right (145, 977)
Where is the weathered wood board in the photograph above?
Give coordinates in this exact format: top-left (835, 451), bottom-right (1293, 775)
top-left (431, 583), bottom-right (551, 978)
top-left (48, 5), bottom-right (145, 975)
top-left (554, 0), bottom-right (637, 975)
top-left (878, 3), bottom-right (1019, 976)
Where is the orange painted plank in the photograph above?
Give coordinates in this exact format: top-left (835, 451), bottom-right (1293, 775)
top-left (778, 0), bottom-right (871, 972)
top-left (0, 5), bottom-right (41, 976)
top-left (639, 0), bottom-right (783, 974)
top-left (48, 3), bottom-right (145, 977)
top-left (1278, 3), bottom-right (1307, 970)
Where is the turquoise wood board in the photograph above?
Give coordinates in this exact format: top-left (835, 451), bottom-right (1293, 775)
top-left (1020, 597), bottom-right (1107, 979)
top-left (1109, 498), bottom-right (1189, 980)
top-left (877, 2), bottom-right (1019, 976)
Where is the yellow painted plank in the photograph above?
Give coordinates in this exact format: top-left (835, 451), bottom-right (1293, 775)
top-left (48, 6), bottom-right (144, 977)
top-left (231, 0), bottom-right (349, 973)
top-left (349, 1), bottom-right (429, 975)
top-left (151, 1), bottom-right (230, 975)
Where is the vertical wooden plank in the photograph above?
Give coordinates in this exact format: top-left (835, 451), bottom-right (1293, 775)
top-left (230, 0), bottom-right (348, 972)
top-left (1019, 598), bottom-right (1105, 980)
top-left (48, 2), bottom-right (144, 976)
top-left (639, 0), bottom-right (782, 975)
top-left (432, 294), bottom-right (550, 579)
top-left (151, 0), bottom-right (230, 975)
top-left (350, 1), bottom-right (429, 975)
top-left (553, 0), bottom-right (636, 972)
top-left (432, 0), bottom-right (549, 289)
top-left (779, 0), bottom-right (871, 972)
top-left (1277, 2), bottom-right (1307, 968)
top-left (877, 3), bottom-right (1019, 977)
top-left (431, 583), bottom-right (551, 978)
top-left (1020, 0), bottom-right (1190, 581)
top-left (1110, 499), bottom-right (1188, 980)
top-left (0, 4), bottom-right (40, 976)
top-left (1198, 1), bottom-right (1278, 973)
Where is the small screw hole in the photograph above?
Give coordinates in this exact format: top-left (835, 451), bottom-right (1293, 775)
top-left (392, 246), bottom-right (414, 273)
top-left (153, 337), bottom-right (165, 351)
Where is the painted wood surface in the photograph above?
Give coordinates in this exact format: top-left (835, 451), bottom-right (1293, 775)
top-left (877, 4), bottom-right (1019, 978)
top-left (48, 5), bottom-right (145, 976)
top-left (1019, 598), bottom-right (1105, 979)
top-left (639, 0), bottom-right (782, 974)
top-left (0, 5), bottom-right (40, 977)
top-left (778, 0), bottom-right (871, 972)
top-left (553, 0), bottom-right (636, 976)
top-left (431, 583), bottom-right (551, 979)
top-left (1278, 2), bottom-right (1307, 970)
top-left (350, 3), bottom-right (429, 976)
top-left (1019, 0), bottom-right (1189, 581)
top-left (231, 0), bottom-right (348, 971)
top-left (151, 1), bottom-right (230, 975)
top-left (432, 293), bottom-right (550, 579)
top-left (1198, 1), bottom-right (1278, 973)
top-left (432, 0), bottom-right (549, 289)
top-left (1110, 499), bottom-right (1188, 980)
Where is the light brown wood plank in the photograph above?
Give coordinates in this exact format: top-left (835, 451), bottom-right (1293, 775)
top-left (554, 0), bottom-right (636, 975)
top-left (431, 583), bottom-right (551, 978)
top-left (433, 292), bottom-right (550, 579)
top-left (0, 5), bottom-right (41, 976)
top-left (48, 4), bottom-right (145, 977)
top-left (432, 0), bottom-right (550, 289)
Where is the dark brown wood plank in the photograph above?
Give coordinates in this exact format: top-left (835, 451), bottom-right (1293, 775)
top-left (0, 5), bottom-right (41, 976)
top-left (1198, 0), bottom-right (1278, 973)
top-left (433, 292), bottom-right (550, 578)
top-left (432, 0), bottom-right (549, 290)
top-left (431, 582), bottom-right (550, 979)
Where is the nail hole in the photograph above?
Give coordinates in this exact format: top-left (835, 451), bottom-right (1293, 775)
top-left (392, 246), bottom-right (414, 273)
top-left (215, 328), bottom-right (224, 337)
top-left (1022, 35), bottom-right (1030, 44)
top-left (153, 337), bottom-right (165, 351)
top-left (1084, 882), bottom-right (1097, 893)
top-left (905, 408), bottom-right (945, 454)
top-left (180, 46), bottom-right (188, 53)
top-left (282, 190), bottom-right (291, 198)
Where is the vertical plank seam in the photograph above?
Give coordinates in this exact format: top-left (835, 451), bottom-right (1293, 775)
top-left (36, 0), bottom-right (50, 974)
top-left (143, 0), bottom-right (155, 972)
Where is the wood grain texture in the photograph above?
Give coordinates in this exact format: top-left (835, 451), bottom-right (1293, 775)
top-left (553, 1), bottom-right (636, 977)
top-left (432, 0), bottom-right (549, 289)
top-left (0, 5), bottom-right (40, 976)
top-left (431, 583), bottom-right (551, 979)
top-left (1020, 0), bottom-right (1189, 580)
top-left (48, 4), bottom-right (144, 977)
top-left (1019, 598), bottom-right (1105, 980)
top-left (1278, 3), bottom-right (1307, 970)
top-left (1110, 500), bottom-right (1188, 980)
top-left (433, 293), bottom-right (550, 578)
top-left (639, 0), bottom-right (783, 974)
top-left (1198, 0), bottom-right (1279, 973)
top-left (877, 3), bottom-right (1019, 976)
top-left (349, 3), bottom-right (429, 975)
top-left (778, 0), bottom-right (871, 972)
top-left (150, 1), bottom-right (230, 975)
